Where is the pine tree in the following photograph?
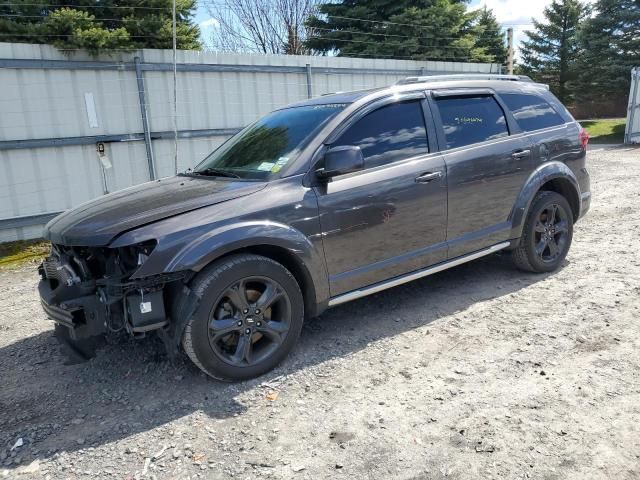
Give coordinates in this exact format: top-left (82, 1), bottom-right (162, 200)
top-left (576, 0), bottom-right (640, 103)
top-left (0, 0), bottom-right (201, 54)
top-left (519, 0), bottom-right (587, 103)
top-left (305, 0), bottom-right (492, 62)
top-left (470, 6), bottom-right (507, 65)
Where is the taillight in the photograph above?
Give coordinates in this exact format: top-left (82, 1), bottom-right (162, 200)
top-left (579, 128), bottom-right (589, 150)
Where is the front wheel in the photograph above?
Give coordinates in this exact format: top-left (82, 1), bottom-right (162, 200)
top-left (182, 254), bottom-right (304, 381)
top-left (512, 191), bottom-right (574, 273)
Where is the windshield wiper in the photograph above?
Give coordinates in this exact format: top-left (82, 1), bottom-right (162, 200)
top-left (189, 168), bottom-right (241, 179)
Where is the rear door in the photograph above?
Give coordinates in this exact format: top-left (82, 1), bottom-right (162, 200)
top-left (315, 94), bottom-right (448, 296)
top-left (499, 90), bottom-right (578, 169)
top-left (430, 90), bottom-right (533, 258)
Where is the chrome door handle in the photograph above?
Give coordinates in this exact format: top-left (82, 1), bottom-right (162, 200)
top-left (512, 149), bottom-right (531, 159)
top-left (415, 171), bottom-right (443, 183)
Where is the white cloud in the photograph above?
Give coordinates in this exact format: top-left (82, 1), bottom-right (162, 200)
top-left (199, 18), bottom-right (220, 29)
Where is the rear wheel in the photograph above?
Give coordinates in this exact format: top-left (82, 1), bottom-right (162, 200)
top-left (512, 191), bottom-right (573, 273)
top-left (182, 254), bottom-right (304, 381)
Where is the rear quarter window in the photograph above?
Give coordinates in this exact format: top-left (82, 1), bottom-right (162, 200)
top-left (500, 92), bottom-right (566, 132)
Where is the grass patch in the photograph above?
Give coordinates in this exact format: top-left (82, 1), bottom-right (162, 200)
top-left (580, 118), bottom-right (626, 144)
top-left (0, 239), bottom-right (50, 269)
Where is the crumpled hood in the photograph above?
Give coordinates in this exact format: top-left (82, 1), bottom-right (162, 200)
top-left (44, 176), bottom-right (266, 246)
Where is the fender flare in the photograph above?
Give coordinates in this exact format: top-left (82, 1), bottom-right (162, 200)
top-left (510, 161), bottom-right (582, 238)
top-left (164, 221), bottom-right (330, 311)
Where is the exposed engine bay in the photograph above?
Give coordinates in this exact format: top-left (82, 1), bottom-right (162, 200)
top-left (38, 242), bottom-right (190, 358)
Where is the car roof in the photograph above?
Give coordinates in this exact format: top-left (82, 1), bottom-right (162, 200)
top-left (278, 88), bottom-right (382, 109)
top-left (281, 77), bottom-right (550, 110)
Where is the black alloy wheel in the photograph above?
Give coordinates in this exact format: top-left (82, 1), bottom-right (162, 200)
top-left (182, 254), bottom-right (304, 381)
top-left (208, 276), bottom-right (291, 368)
top-left (533, 203), bottom-right (570, 263)
top-left (512, 191), bottom-right (574, 273)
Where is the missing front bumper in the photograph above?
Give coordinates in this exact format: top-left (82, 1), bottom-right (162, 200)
top-left (38, 279), bottom-right (107, 340)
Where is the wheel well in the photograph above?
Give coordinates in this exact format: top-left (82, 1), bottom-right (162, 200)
top-left (539, 178), bottom-right (580, 221)
top-left (214, 245), bottom-right (317, 319)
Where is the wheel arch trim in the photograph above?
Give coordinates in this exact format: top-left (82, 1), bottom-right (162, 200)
top-left (165, 221), bottom-right (330, 315)
top-left (510, 161), bottom-right (581, 238)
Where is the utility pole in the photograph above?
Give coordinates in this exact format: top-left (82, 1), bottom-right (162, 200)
top-left (507, 28), bottom-right (514, 75)
top-left (172, 0), bottom-right (178, 175)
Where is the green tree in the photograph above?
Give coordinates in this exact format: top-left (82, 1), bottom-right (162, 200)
top-left (470, 6), bottom-right (507, 65)
top-left (576, 0), bottom-right (640, 103)
top-left (43, 8), bottom-right (130, 54)
top-left (0, 0), bottom-right (201, 54)
top-left (305, 0), bottom-right (492, 62)
top-left (519, 0), bottom-right (587, 103)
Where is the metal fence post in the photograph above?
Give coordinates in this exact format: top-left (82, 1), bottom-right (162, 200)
top-left (134, 56), bottom-right (157, 180)
top-left (305, 63), bottom-right (313, 99)
top-left (625, 67), bottom-right (639, 145)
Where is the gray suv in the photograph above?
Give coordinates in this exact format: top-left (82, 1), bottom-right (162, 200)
top-left (39, 74), bottom-right (591, 381)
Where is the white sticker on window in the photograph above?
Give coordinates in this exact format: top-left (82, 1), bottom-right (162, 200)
top-left (271, 157), bottom-right (289, 172)
top-left (257, 162), bottom-right (275, 171)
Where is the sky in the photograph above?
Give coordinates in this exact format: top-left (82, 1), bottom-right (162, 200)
top-left (195, 0), bottom-right (596, 59)
top-left (469, 0), bottom-right (595, 58)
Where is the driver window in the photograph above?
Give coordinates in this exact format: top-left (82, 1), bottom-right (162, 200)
top-left (333, 100), bottom-right (429, 169)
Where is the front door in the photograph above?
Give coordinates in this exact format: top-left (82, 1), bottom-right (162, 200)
top-left (314, 97), bottom-right (448, 297)
top-left (430, 92), bottom-right (534, 258)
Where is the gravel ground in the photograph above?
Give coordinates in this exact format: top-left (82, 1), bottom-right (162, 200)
top-left (1, 146), bottom-right (639, 480)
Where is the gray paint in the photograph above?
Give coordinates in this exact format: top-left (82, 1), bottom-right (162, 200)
top-left (40, 78), bottom-right (590, 319)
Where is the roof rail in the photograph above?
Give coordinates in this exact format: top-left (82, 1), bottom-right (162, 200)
top-left (396, 74), bottom-right (535, 85)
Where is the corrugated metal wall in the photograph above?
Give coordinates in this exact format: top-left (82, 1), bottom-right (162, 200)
top-left (0, 42), bottom-right (500, 242)
top-left (625, 67), bottom-right (640, 144)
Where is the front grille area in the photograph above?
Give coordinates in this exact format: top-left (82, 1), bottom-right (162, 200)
top-left (38, 240), bottom-right (178, 340)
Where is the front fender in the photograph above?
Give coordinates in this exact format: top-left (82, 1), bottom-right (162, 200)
top-left (510, 161), bottom-right (581, 238)
top-left (165, 221), bottom-right (330, 308)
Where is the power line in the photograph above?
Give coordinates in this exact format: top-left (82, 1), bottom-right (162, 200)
top-left (0, 14), bottom-right (175, 22)
top-left (306, 26), bottom-right (510, 45)
top-left (0, 2), bottom-right (526, 51)
top-left (1, 3), bottom-right (173, 10)
top-left (0, 33), bottom-right (173, 39)
top-left (199, 1), bottom-right (534, 29)
top-left (0, 13), bottom-right (515, 38)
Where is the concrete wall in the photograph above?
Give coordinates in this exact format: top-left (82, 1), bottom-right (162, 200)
top-left (0, 42), bottom-right (501, 242)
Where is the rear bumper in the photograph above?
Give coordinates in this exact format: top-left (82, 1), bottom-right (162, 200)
top-left (577, 166), bottom-right (591, 219)
top-left (580, 191), bottom-right (591, 218)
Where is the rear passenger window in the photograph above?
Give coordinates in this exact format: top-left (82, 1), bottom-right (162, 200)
top-left (500, 93), bottom-right (565, 132)
top-left (435, 96), bottom-right (509, 149)
top-left (334, 100), bottom-right (428, 169)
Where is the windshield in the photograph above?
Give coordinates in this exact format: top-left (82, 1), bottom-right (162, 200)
top-left (192, 104), bottom-right (347, 180)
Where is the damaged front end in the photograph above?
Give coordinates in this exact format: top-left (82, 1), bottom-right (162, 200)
top-left (38, 241), bottom-right (190, 359)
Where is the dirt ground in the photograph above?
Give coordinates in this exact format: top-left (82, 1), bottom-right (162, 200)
top-left (1, 145), bottom-right (639, 480)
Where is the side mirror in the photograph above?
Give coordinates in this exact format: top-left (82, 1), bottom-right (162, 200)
top-left (316, 145), bottom-right (364, 179)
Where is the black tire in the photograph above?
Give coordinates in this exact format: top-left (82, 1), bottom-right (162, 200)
top-left (181, 254), bottom-right (304, 381)
top-left (512, 191), bottom-right (574, 273)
